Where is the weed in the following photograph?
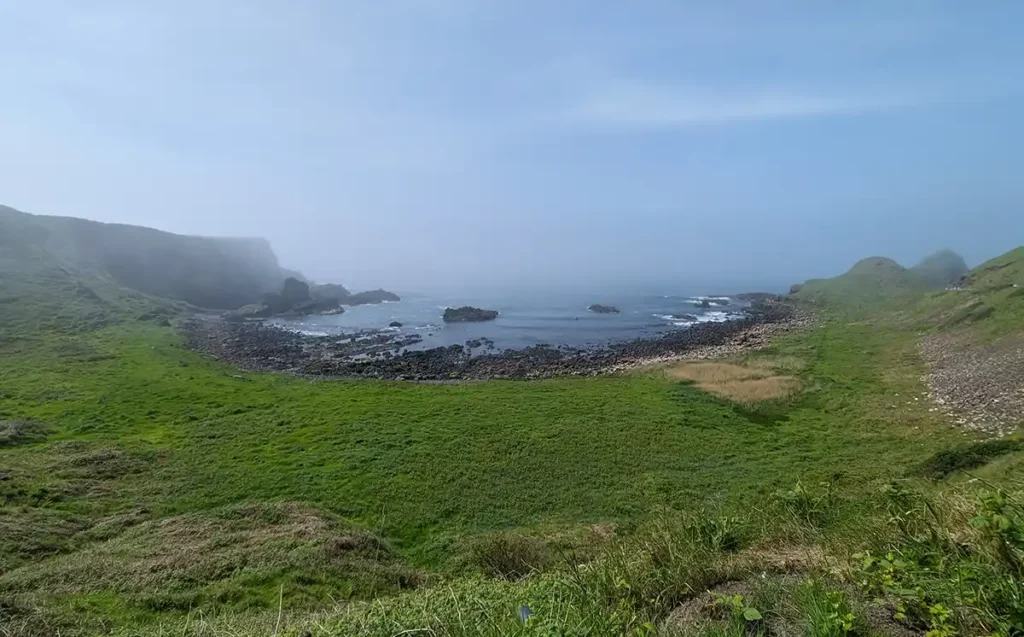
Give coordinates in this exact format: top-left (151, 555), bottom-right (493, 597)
top-left (797, 581), bottom-right (864, 637)
top-left (774, 477), bottom-right (840, 527)
top-left (712, 593), bottom-right (764, 623)
top-left (470, 532), bottom-right (553, 580)
top-left (855, 487), bottom-right (1024, 637)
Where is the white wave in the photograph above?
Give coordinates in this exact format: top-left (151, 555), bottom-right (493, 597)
top-left (695, 311), bottom-right (739, 323)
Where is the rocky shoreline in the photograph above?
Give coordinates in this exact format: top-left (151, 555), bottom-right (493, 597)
top-left (183, 298), bottom-right (803, 381)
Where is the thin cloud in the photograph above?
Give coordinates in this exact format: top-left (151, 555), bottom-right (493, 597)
top-left (570, 81), bottom-right (934, 128)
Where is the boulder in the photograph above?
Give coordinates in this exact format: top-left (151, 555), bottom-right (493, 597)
top-left (389, 321), bottom-right (403, 328)
top-left (443, 306), bottom-right (499, 323)
top-left (588, 304), bottom-right (620, 314)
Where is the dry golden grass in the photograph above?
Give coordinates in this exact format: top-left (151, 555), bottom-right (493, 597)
top-left (666, 362), bottom-right (772, 383)
top-left (664, 362), bottom-right (801, 403)
top-left (708, 376), bottom-right (801, 403)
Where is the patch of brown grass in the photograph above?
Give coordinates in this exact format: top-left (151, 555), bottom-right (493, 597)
top-left (664, 362), bottom-right (802, 404)
top-left (666, 362), bottom-right (772, 384)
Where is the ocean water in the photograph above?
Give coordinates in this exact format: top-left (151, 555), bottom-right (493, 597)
top-left (272, 291), bottom-right (750, 352)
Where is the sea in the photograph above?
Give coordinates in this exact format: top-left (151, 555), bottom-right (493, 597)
top-left (270, 291), bottom-right (753, 352)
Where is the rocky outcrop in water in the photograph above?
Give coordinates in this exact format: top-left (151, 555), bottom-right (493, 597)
top-left (443, 307), bottom-right (499, 323)
top-left (588, 304), bottom-right (620, 314)
top-left (226, 277), bottom-right (348, 320)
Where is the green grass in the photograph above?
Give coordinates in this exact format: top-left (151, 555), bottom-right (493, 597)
top-left (0, 315), bottom-right (970, 634)
top-left (3, 245), bottom-right (1024, 636)
top-left (908, 246), bottom-right (1024, 339)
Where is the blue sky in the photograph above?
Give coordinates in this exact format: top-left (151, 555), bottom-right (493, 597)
top-left (2, 1), bottom-right (1023, 292)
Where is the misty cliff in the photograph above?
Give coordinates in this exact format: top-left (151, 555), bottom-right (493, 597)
top-left (0, 205), bottom-right (292, 309)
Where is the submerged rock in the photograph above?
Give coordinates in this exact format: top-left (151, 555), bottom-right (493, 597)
top-left (443, 306), bottom-right (499, 323)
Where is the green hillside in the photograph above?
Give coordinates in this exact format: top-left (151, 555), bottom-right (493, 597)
top-left (0, 205), bottom-right (291, 310)
top-left (793, 256), bottom-right (936, 311)
top-left (914, 246), bottom-right (1024, 337)
top-left (0, 211), bottom-right (177, 337)
top-left (2, 230), bottom-right (1023, 636)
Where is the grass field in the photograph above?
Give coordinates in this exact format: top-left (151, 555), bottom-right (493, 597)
top-left (3, 247), bottom-right (1024, 636)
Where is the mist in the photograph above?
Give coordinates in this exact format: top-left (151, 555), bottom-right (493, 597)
top-left (2, 1), bottom-right (1023, 294)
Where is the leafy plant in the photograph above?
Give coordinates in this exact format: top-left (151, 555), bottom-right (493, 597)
top-left (713, 593), bottom-right (763, 623)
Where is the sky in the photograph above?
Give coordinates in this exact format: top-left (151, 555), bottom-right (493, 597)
top-left (2, 1), bottom-right (1023, 293)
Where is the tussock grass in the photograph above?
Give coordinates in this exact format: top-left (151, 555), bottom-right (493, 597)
top-left (1, 502), bottom-right (418, 616)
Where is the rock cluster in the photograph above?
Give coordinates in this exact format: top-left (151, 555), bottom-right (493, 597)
top-left (920, 332), bottom-right (1024, 438)
top-left (225, 280), bottom-right (402, 320)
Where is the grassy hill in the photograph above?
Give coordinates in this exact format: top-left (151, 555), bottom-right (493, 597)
top-left (0, 211), bottom-right (180, 338)
top-left (913, 246), bottom-right (1024, 338)
top-left (2, 237), bottom-right (1023, 636)
top-left (793, 256), bottom-right (938, 312)
top-left (1, 205), bottom-right (292, 310)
